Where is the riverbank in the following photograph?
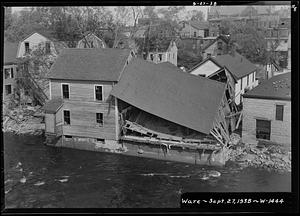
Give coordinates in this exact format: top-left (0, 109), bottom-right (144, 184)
top-left (2, 104), bottom-right (44, 136)
top-left (227, 134), bottom-right (291, 173)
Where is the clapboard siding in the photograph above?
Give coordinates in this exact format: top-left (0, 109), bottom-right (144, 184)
top-left (242, 97), bottom-right (291, 145)
top-left (56, 100), bottom-right (116, 139)
top-left (50, 79), bottom-right (114, 102)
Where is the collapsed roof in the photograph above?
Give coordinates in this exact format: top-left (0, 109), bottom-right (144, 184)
top-left (111, 58), bottom-right (226, 134)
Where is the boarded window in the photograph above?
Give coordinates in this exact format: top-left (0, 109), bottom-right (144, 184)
top-left (96, 113), bottom-right (104, 126)
top-left (95, 85), bottom-right (103, 101)
top-left (256, 119), bottom-right (271, 140)
top-left (5, 85), bottom-right (12, 95)
top-left (62, 84), bottom-right (69, 99)
top-left (63, 110), bottom-right (70, 125)
top-left (45, 42), bottom-right (51, 54)
top-left (25, 42), bottom-right (30, 53)
top-left (275, 105), bottom-right (284, 121)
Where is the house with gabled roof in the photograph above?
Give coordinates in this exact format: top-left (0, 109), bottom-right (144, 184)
top-left (17, 31), bottom-right (62, 58)
top-left (43, 48), bottom-right (239, 166)
top-left (242, 72), bottom-right (291, 147)
top-left (44, 48), bottom-right (134, 145)
top-left (189, 52), bottom-right (259, 105)
top-left (77, 32), bottom-right (107, 48)
top-left (200, 34), bottom-right (231, 59)
top-left (146, 40), bottom-right (178, 66)
top-left (179, 20), bottom-right (209, 38)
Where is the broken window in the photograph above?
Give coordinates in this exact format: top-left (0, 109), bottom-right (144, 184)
top-left (95, 85), bottom-right (103, 101)
top-left (5, 85), bottom-right (12, 95)
top-left (256, 119), bottom-right (271, 140)
top-left (62, 84), bottom-right (69, 99)
top-left (96, 113), bottom-right (104, 126)
top-left (63, 110), bottom-right (71, 125)
top-left (25, 42), bottom-right (30, 54)
top-left (45, 42), bottom-right (51, 54)
top-left (275, 105), bottom-right (284, 121)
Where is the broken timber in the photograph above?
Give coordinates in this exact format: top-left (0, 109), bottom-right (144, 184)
top-left (121, 120), bottom-right (220, 151)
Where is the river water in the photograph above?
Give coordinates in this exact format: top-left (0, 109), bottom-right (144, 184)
top-left (4, 133), bottom-right (291, 208)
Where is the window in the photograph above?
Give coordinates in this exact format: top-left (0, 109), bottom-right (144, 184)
top-left (96, 113), bottom-right (104, 126)
top-left (63, 110), bottom-right (70, 125)
top-left (65, 135), bottom-right (72, 139)
top-left (5, 85), bottom-right (12, 95)
top-left (194, 32), bottom-right (197, 37)
top-left (256, 119), bottom-right (271, 140)
top-left (207, 53), bottom-right (211, 58)
top-left (25, 42), bottom-right (30, 53)
top-left (240, 79), bottom-right (243, 91)
top-left (252, 73), bottom-right (254, 82)
top-left (95, 85), bottom-right (103, 101)
top-left (247, 75), bottom-right (249, 86)
top-left (45, 42), bottom-right (51, 54)
top-left (62, 84), bottom-right (69, 99)
top-left (10, 68), bottom-right (14, 78)
top-left (158, 54), bottom-right (162, 62)
top-left (150, 54), bottom-right (154, 61)
top-left (173, 53), bottom-right (175, 59)
top-left (96, 138), bottom-right (105, 143)
top-left (198, 74), bottom-right (206, 77)
top-left (275, 105), bottom-right (284, 121)
top-left (4, 68), bottom-right (10, 79)
top-left (217, 41), bottom-right (223, 50)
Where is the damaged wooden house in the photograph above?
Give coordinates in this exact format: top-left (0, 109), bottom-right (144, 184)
top-left (44, 48), bottom-right (239, 166)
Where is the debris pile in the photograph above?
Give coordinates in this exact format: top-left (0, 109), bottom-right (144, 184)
top-left (2, 104), bottom-right (45, 135)
top-left (228, 134), bottom-right (291, 173)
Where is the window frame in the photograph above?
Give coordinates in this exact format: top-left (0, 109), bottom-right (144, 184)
top-left (256, 119), bottom-right (271, 140)
top-left (61, 83), bottom-right (70, 99)
top-left (24, 42), bottom-right (30, 53)
top-left (275, 104), bottom-right (284, 121)
top-left (96, 112), bottom-right (104, 127)
top-left (94, 85), bottom-right (103, 101)
top-left (63, 110), bottom-right (71, 125)
top-left (5, 84), bottom-right (12, 95)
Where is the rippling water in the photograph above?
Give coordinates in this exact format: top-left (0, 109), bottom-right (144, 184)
top-left (4, 133), bottom-right (291, 208)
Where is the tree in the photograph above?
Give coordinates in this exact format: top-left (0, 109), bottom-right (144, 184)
top-left (157, 6), bottom-right (185, 22)
top-left (143, 6), bottom-right (158, 19)
top-left (185, 10), bottom-right (204, 22)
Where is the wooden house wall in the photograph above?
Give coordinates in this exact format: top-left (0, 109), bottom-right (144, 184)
top-left (50, 79), bottom-right (117, 140)
top-left (242, 97), bottom-right (291, 146)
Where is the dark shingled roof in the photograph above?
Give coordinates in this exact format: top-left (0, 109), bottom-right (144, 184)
top-left (4, 41), bottom-right (18, 64)
top-left (48, 48), bottom-right (131, 81)
top-left (43, 98), bottom-right (63, 114)
top-left (243, 72), bottom-right (291, 101)
top-left (111, 58), bottom-right (226, 134)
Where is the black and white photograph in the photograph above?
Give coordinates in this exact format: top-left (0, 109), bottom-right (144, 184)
top-left (1, 1), bottom-right (297, 212)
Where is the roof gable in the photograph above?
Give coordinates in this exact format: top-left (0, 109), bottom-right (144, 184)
top-left (212, 53), bottom-right (258, 79)
top-left (48, 48), bottom-right (131, 81)
top-left (111, 58), bottom-right (226, 134)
